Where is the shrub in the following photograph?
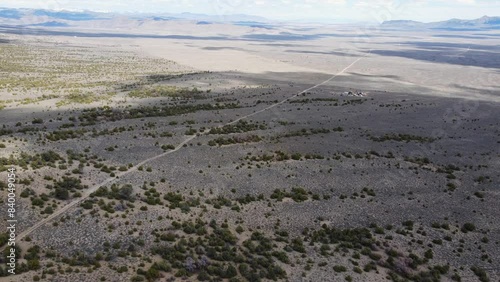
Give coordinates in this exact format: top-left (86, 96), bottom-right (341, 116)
top-left (161, 144), bottom-right (175, 151)
top-left (461, 223), bottom-right (476, 233)
top-left (290, 238), bottom-right (306, 253)
top-left (54, 187), bottom-right (69, 200)
top-left (130, 276), bottom-right (145, 282)
top-left (43, 206), bottom-right (54, 214)
top-left (446, 183), bottom-right (457, 191)
top-left (333, 265), bottom-right (347, 272)
top-left (236, 226), bottom-right (244, 234)
top-left (471, 266), bottom-right (489, 282)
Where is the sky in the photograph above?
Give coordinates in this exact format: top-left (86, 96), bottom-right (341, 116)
top-left (1, 0), bottom-right (500, 22)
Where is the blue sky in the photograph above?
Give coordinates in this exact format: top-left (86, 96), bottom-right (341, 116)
top-left (1, 0), bottom-right (499, 22)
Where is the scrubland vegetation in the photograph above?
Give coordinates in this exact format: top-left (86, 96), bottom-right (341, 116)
top-left (0, 31), bottom-right (498, 282)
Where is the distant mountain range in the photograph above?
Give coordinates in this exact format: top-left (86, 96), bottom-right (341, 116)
top-left (0, 7), bottom-right (268, 26)
top-left (1, 7), bottom-right (499, 31)
top-left (0, 8), bottom-right (108, 21)
top-left (382, 16), bottom-right (500, 30)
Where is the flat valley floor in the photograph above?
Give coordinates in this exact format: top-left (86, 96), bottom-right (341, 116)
top-left (0, 24), bottom-right (499, 282)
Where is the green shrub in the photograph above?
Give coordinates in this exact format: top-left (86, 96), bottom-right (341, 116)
top-left (461, 223), bottom-right (476, 233)
top-left (471, 266), bottom-right (489, 282)
top-left (333, 265), bottom-right (347, 272)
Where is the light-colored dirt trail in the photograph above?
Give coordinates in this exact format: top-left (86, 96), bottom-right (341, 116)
top-left (16, 51), bottom-right (371, 241)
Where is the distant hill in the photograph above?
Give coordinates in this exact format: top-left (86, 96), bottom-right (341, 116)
top-left (29, 21), bottom-right (70, 27)
top-left (0, 8), bottom-right (22, 19)
top-left (383, 16), bottom-right (500, 30)
top-left (0, 7), bottom-right (268, 27)
top-left (233, 21), bottom-right (275, 29)
top-left (31, 9), bottom-right (100, 21)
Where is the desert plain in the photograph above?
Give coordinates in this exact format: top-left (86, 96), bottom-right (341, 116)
top-left (0, 17), bottom-right (499, 282)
